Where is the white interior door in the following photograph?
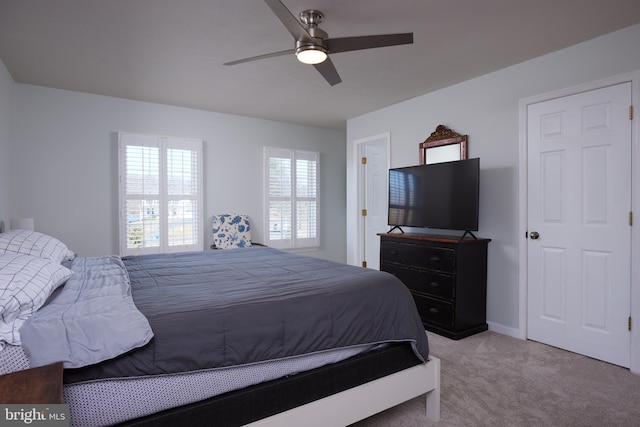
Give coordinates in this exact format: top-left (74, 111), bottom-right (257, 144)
top-left (357, 135), bottom-right (389, 270)
top-left (527, 82), bottom-right (632, 367)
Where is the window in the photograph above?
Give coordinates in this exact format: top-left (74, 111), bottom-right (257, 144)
top-left (118, 133), bottom-right (203, 255)
top-left (264, 147), bottom-right (319, 249)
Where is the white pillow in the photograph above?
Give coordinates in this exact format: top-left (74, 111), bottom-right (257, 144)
top-left (0, 230), bottom-right (74, 264)
top-left (0, 253), bottom-right (73, 347)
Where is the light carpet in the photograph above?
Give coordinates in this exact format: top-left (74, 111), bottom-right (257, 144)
top-left (353, 330), bottom-right (640, 426)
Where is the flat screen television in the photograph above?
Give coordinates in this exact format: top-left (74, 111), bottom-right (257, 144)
top-left (388, 158), bottom-right (479, 233)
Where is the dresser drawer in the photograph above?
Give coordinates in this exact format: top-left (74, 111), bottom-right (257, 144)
top-left (380, 241), bottom-right (455, 272)
top-left (381, 263), bottom-right (455, 300)
top-left (412, 295), bottom-right (454, 328)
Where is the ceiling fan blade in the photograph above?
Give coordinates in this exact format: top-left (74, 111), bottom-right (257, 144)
top-left (223, 49), bottom-right (294, 66)
top-left (326, 33), bottom-right (413, 54)
top-left (263, 0), bottom-right (314, 43)
top-left (313, 57), bottom-right (342, 86)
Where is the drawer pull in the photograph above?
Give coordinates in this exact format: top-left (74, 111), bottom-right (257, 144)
top-left (429, 308), bottom-right (440, 314)
top-left (430, 256), bottom-right (440, 262)
top-left (429, 282), bottom-right (440, 288)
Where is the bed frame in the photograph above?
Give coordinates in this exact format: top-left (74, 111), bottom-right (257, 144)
top-left (118, 343), bottom-right (440, 426)
top-left (249, 357), bottom-right (441, 426)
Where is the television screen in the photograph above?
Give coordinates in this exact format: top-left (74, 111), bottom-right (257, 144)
top-left (388, 158), bottom-right (479, 231)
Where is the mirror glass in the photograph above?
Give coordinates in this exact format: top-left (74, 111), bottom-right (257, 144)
top-left (425, 144), bottom-right (462, 164)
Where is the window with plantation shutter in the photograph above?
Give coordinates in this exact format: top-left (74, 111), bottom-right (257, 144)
top-left (118, 133), bottom-right (203, 255)
top-left (264, 147), bottom-right (319, 249)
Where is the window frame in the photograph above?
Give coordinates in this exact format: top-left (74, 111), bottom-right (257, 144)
top-left (264, 147), bottom-right (320, 250)
top-left (118, 132), bottom-right (203, 256)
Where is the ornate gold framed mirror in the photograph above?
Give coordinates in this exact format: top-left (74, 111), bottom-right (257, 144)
top-left (419, 125), bottom-right (468, 164)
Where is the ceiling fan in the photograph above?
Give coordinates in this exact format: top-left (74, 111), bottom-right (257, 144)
top-left (223, 0), bottom-right (413, 86)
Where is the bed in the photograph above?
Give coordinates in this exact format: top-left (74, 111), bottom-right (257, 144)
top-left (0, 230), bottom-right (440, 426)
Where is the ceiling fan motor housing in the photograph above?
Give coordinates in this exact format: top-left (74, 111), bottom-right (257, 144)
top-left (299, 9), bottom-right (328, 47)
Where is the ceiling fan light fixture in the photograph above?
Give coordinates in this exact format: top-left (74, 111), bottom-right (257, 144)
top-left (295, 45), bottom-right (327, 65)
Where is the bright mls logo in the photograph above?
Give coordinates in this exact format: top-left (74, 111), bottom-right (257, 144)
top-left (1, 405), bottom-right (69, 426)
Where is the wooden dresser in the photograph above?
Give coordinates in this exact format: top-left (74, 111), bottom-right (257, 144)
top-left (379, 233), bottom-right (490, 340)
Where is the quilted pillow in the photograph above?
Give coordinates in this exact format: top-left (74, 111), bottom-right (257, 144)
top-left (212, 214), bottom-right (252, 249)
top-left (0, 230), bottom-right (74, 264)
top-left (0, 253), bottom-right (73, 347)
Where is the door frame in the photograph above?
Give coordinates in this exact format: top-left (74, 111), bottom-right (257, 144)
top-left (518, 71), bottom-right (640, 373)
top-left (354, 133), bottom-right (390, 269)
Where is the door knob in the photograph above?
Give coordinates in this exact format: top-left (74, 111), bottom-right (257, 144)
top-left (530, 231), bottom-right (540, 240)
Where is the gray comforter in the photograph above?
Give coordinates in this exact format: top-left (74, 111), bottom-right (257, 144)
top-left (32, 248), bottom-right (429, 384)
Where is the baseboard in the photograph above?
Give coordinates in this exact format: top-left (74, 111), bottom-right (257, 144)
top-left (487, 321), bottom-right (521, 339)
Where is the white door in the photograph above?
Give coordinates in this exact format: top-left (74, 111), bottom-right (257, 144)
top-left (358, 135), bottom-right (389, 270)
top-left (527, 82), bottom-right (632, 367)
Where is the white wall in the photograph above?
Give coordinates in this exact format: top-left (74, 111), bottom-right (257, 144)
top-left (9, 84), bottom-right (347, 261)
top-left (346, 23), bottom-right (640, 334)
top-left (0, 59), bottom-right (13, 229)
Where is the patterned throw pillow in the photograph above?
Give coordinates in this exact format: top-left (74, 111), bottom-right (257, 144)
top-left (211, 214), bottom-right (252, 249)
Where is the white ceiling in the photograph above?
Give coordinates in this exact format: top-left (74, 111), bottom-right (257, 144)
top-left (1, 0), bottom-right (639, 130)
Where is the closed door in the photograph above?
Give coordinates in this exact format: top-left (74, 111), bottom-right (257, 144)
top-left (527, 82), bottom-right (632, 367)
top-left (358, 135), bottom-right (389, 270)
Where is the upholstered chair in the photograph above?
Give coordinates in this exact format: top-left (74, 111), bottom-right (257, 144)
top-left (210, 214), bottom-right (254, 249)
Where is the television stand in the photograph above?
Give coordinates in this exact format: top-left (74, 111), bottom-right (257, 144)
top-left (387, 225), bottom-right (405, 234)
top-left (460, 230), bottom-right (477, 240)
